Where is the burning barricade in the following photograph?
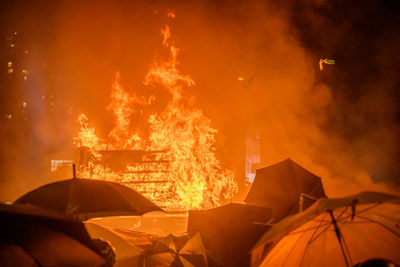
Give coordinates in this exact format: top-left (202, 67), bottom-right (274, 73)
top-left (73, 24), bottom-right (237, 211)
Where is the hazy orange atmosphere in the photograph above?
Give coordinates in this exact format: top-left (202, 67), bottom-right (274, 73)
top-left (1, 0), bottom-right (399, 203)
top-left (1, 1), bottom-right (400, 267)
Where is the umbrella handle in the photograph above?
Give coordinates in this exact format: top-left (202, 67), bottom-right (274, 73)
top-left (329, 210), bottom-right (352, 267)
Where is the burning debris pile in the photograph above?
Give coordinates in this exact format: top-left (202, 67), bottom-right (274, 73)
top-left (73, 25), bottom-right (237, 210)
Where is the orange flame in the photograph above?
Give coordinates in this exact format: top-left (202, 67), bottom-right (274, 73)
top-left (74, 114), bottom-right (102, 151)
top-left (107, 72), bottom-right (146, 150)
top-left (74, 24), bottom-right (237, 209)
top-left (145, 25), bottom-right (194, 100)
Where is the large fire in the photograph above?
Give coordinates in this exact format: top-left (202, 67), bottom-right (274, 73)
top-left (73, 24), bottom-right (237, 210)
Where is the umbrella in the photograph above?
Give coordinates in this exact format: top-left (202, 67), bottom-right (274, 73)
top-left (251, 191), bottom-right (400, 267)
top-left (0, 202), bottom-right (105, 267)
top-left (188, 203), bottom-right (272, 267)
top-left (85, 223), bottom-right (143, 267)
top-left (145, 233), bottom-right (208, 267)
top-left (14, 177), bottom-right (163, 220)
top-left (245, 158), bottom-right (326, 220)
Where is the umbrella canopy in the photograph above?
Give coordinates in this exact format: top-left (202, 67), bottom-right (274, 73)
top-left (188, 203), bottom-right (272, 267)
top-left (145, 233), bottom-right (208, 267)
top-left (0, 202), bottom-right (105, 267)
top-left (85, 223), bottom-right (142, 267)
top-left (245, 159), bottom-right (326, 220)
top-left (251, 191), bottom-right (400, 267)
top-left (14, 178), bottom-right (163, 220)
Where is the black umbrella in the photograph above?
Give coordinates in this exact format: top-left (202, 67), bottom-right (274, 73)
top-left (14, 177), bottom-right (163, 220)
top-left (0, 202), bottom-right (105, 267)
top-left (245, 158), bottom-right (326, 220)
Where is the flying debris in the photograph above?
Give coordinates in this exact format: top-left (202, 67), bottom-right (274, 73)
top-left (319, 58), bottom-right (335, 71)
top-left (238, 74), bottom-right (256, 89)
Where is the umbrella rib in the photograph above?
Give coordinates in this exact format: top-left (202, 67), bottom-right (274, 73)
top-left (309, 218), bottom-right (332, 222)
top-left (335, 203), bottom-right (382, 224)
top-left (341, 220), bottom-right (371, 224)
top-left (282, 225), bottom-right (311, 266)
top-left (343, 203), bottom-right (381, 222)
top-left (305, 212), bottom-right (355, 262)
top-left (289, 214), bottom-right (330, 236)
top-left (13, 239), bottom-right (43, 267)
top-left (297, 213), bottom-right (330, 265)
top-left (288, 222), bottom-right (330, 236)
top-left (274, 204), bottom-right (390, 256)
top-left (347, 203), bottom-right (381, 218)
top-left (334, 205), bottom-right (351, 222)
top-left (356, 215), bottom-right (400, 238)
top-left (307, 213), bottom-right (328, 243)
top-left (287, 214), bottom-right (329, 235)
top-left (307, 221), bottom-right (332, 244)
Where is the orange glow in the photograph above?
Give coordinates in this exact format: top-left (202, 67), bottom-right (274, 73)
top-left (167, 10), bottom-right (176, 19)
top-left (74, 24), bottom-right (237, 210)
